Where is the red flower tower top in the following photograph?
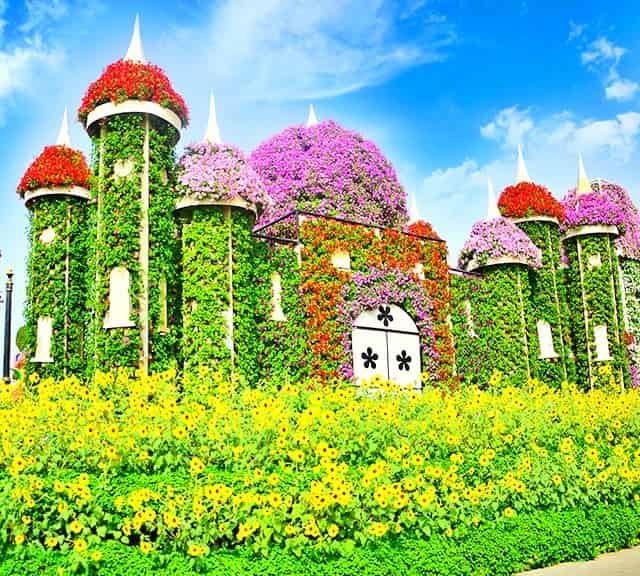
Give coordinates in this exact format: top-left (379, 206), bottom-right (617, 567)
top-left (78, 15), bottom-right (188, 135)
top-left (17, 108), bottom-right (91, 203)
top-left (498, 145), bottom-right (564, 221)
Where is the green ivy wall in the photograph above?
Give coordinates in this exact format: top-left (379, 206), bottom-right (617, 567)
top-left (620, 258), bottom-right (640, 383)
top-left (450, 265), bottom-right (534, 386)
top-left (564, 233), bottom-right (628, 389)
top-left (24, 196), bottom-right (89, 379)
top-left (88, 114), bottom-right (178, 374)
top-left (515, 220), bottom-right (574, 384)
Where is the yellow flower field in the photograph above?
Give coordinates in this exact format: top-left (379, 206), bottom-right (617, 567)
top-left (1, 366), bottom-right (640, 565)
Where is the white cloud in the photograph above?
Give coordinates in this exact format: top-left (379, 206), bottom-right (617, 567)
top-left (581, 37), bottom-right (626, 67)
top-left (423, 106), bottom-right (640, 262)
top-left (605, 78), bottom-right (640, 102)
top-left (575, 33), bottom-right (638, 103)
top-left (568, 20), bottom-right (585, 42)
top-left (203, 0), bottom-right (456, 101)
top-left (20, 0), bottom-right (68, 33)
top-left (0, 39), bottom-right (62, 123)
top-left (480, 106), bottom-right (534, 149)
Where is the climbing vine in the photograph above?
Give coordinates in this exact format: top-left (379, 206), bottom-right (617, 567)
top-left (178, 206), bottom-right (231, 374)
top-left (252, 242), bottom-right (308, 384)
top-left (620, 258), bottom-right (640, 387)
top-left (24, 197), bottom-right (89, 379)
top-left (89, 115), bottom-right (144, 372)
top-left (450, 265), bottom-right (534, 386)
top-left (517, 220), bottom-right (574, 384)
top-left (564, 234), bottom-right (628, 389)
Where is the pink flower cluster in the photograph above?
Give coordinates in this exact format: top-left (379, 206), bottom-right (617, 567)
top-left (177, 142), bottom-right (269, 208)
top-left (458, 217), bottom-right (542, 270)
top-left (597, 182), bottom-right (640, 260)
top-left (250, 120), bottom-right (408, 228)
top-left (561, 187), bottom-right (626, 232)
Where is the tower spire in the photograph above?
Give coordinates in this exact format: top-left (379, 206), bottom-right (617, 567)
top-left (516, 144), bottom-right (532, 183)
top-left (577, 153), bottom-right (591, 196)
top-left (306, 104), bottom-right (318, 127)
top-left (487, 177), bottom-right (501, 219)
top-left (203, 92), bottom-right (222, 144)
top-left (56, 107), bottom-right (71, 147)
top-left (125, 14), bottom-right (146, 63)
top-left (409, 191), bottom-right (420, 223)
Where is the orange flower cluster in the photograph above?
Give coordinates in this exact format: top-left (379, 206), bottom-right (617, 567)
top-left (17, 145), bottom-right (91, 196)
top-left (498, 182), bottom-right (564, 220)
top-left (299, 218), bottom-right (453, 382)
top-left (78, 60), bottom-right (189, 126)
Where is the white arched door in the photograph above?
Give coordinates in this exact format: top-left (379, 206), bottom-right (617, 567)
top-left (352, 304), bottom-right (421, 389)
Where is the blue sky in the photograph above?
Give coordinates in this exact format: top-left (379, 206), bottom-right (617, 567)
top-left (1, 0), bottom-right (640, 357)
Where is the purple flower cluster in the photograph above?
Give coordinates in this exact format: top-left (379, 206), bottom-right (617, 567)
top-left (250, 120), bottom-right (408, 228)
top-left (561, 187), bottom-right (626, 233)
top-left (176, 142), bottom-right (269, 207)
top-left (458, 217), bottom-right (542, 270)
top-left (337, 267), bottom-right (438, 380)
top-left (597, 182), bottom-right (640, 260)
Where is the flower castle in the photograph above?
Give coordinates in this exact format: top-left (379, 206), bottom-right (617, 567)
top-left (17, 19), bottom-right (640, 389)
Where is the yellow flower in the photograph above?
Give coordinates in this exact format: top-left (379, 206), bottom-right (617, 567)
top-left (14, 533), bottom-right (25, 545)
top-left (327, 524), bottom-right (339, 538)
top-left (91, 550), bottom-right (103, 561)
top-left (74, 538), bottom-right (88, 553)
top-left (189, 457), bottom-right (205, 475)
top-left (503, 507), bottom-right (515, 518)
top-left (140, 541), bottom-right (153, 554)
top-left (69, 520), bottom-right (83, 534)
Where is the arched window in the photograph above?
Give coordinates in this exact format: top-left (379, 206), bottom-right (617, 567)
top-left (352, 304), bottom-right (421, 389)
top-left (32, 317), bottom-right (53, 363)
top-left (536, 320), bottom-right (558, 359)
top-left (104, 267), bottom-right (135, 329)
top-left (270, 271), bottom-right (286, 321)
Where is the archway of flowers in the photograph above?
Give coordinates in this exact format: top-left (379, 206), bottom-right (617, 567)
top-left (338, 267), bottom-right (437, 381)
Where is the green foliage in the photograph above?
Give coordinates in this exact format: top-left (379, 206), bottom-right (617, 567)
top-left (564, 234), bottom-right (629, 389)
top-left (1, 503), bottom-right (639, 575)
top-left (24, 196), bottom-right (89, 379)
top-left (177, 206), bottom-right (231, 374)
top-left (517, 220), bottom-right (575, 384)
top-left (251, 243), bottom-right (307, 383)
top-left (620, 258), bottom-right (640, 382)
top-left (88, 114), bottom-right (178, 373)
top-left (450, 265), bottom-right (534, 386)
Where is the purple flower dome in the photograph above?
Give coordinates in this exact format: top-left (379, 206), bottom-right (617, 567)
top-left (176, 142), bottom-right (269, 209)
top-left (250, 120), bottom-right (408, 228)
top-left (561, 186), bottom-right (626, 233)
top-left (597, 181), bottom-right (640, 260)
top-left (458, 217), bottom-right (542, 270)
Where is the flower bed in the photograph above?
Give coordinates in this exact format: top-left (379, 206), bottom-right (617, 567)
top-left (176, 143), bottom-right (268, 208)
top-left (2, 369), bottom-right (640, 572)
top-left (78, 60), bottom-right (189, 126)
top-left (17, 145), bottom-right (91, 196)
top-left (498, 182), bottom-right (564, 220)
top-left (458, 218), bottom-right (542, 270)
top-left (250, 121), bottom-right (408, 229)
top-left (562, 188), bottom-right (626, 231)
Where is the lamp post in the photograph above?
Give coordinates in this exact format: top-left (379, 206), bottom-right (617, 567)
top-left (3, 268), bottom-right (13, 382)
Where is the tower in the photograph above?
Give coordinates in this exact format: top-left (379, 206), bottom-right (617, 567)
top-left (454, 180), bottom-right (541, 385)
top-left (175, 94), bottom-right (267, 379)
top-left (498, 145), bottom-right (574, 384)
top-left (79, 16), bottom-right (187, 374)
top-left (561, 158), bottom-right (628, 389)
top-left (17, 109), bottom-right (91, 378)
